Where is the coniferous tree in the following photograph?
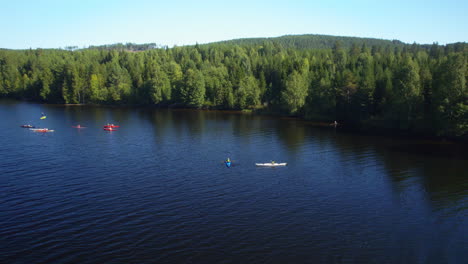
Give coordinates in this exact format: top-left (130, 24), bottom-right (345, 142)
top-left (181, 68), bottom-right (205, 107)
top-left (281, 70), bottom-right (309, 114)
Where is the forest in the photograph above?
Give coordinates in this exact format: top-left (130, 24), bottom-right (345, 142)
top-left (0, 35), bottom-right (466, 138)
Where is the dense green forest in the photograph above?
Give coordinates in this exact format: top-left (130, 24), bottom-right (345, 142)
top-left (0, 35), bottom-right (467, 138)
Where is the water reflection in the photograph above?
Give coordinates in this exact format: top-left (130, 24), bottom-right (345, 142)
top-left (143, 109), bottom-right (467, 211)
top-left (343, 136), bottom-right (468, 210)
top-left (419, 158), bottom-right (467, 208)
top-left (275, 118), bottom-right (309, 154)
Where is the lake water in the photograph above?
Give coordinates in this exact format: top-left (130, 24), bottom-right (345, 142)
top-left (1, 100), bottom-right (467, 263)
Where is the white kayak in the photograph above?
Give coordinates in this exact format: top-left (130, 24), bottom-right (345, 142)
top-left (255, 162), bottom-right (287, 167)
top-left (30, 128), bottom-right (54, 132)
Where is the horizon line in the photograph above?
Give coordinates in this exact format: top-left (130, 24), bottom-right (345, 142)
top-left (2, 33), bottom-right (466, 51)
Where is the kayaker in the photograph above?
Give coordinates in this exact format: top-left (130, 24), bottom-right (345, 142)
top-left (226, 158), bottom-right (231, 163)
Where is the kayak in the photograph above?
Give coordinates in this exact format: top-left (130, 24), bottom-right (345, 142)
top-left (30, 128), bottom-right (54, 132)
top-left (104, 128), bottom-right (117, 131)
top-left (21, 124), bottom-right (35, 128)
top-left (72, 125), bottom-right (86, 128)
top-left (104, 124), bottom-right (119, 128)
top-left (225, 161), bottom-right (231, 168)
top-left (255, 163), bottom-right (287, 167)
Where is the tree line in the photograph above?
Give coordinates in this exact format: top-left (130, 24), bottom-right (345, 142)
top-left (0, 39), bottom-right (466, 138)
top-left (214, 34), bottom-right (406, 50)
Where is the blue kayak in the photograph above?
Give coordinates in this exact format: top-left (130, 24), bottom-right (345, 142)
top-left (225, 161), bottom-right (231, 168)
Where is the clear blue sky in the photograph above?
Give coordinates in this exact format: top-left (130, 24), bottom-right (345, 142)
top-left (1, 0), bottom-right (466, 49)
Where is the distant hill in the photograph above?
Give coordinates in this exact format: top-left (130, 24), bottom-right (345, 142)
top-left (78, 34), bottom-right (466, 52)
top-left (80, 34), bottom-right (407, 52)
top-left (85, 43), bottom-right (161, 51)
top-left (205, 34), bottom-right (408, 50)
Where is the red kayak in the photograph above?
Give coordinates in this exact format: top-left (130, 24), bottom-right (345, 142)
top-left (104, 124), bottom-right (119, 128)
top-left (104, 128), bottom-right (117, 131)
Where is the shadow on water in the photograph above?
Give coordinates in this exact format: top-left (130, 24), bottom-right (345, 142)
top-left (137, 108), bottom-right (173, 144)
top-left (328, 130), bottom-right (468, 208)
top-left (419, 159), bottom-right (468, 209)
top-left (49, 104), bottom-right (133, 127)
top-left (381, 142), bottom-right (467, 208)
top-left (275, 118), bottom-right (309, 155)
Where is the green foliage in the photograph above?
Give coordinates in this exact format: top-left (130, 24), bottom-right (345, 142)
top-left (431, 53), bottom-right (467, 136)
top-left (89, 73), bottom-right (107, 102)
top-left (39, 68), bottom-right (52, 100)
top-left (281, 70), bottom-right (309, 114)
top-left (147, 69), bottom-right (171, 104)
top-left (391, 57), bottom-right (422, 128)
top-left (181, 68), bottom-right (205, 107)
top-left (236, 75), bottom-right (260, 109)
top-left (203, 66), bottom-right (233, 108)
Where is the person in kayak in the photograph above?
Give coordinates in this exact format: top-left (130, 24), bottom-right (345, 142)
top-left (226, 158), bottom-right (231, 163)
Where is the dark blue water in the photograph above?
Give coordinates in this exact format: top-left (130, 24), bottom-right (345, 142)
top-left (1, 100), bottom-right (467, 263)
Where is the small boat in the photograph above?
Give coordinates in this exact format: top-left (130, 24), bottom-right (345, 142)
top-left (104, 127), bottom-right (117, 131)
top-left (30, 128), bottom-right (54, 133)
top-left (104, 124), bottom-right (119, 128)
top-left (255, 162), bottom-right (287, 167)
top-left (21, 124), bottom-right (35, 128)
top-left (225, 161), bottom-right (231, 168)
top-left (72, 125), bottom-right (86, 128)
